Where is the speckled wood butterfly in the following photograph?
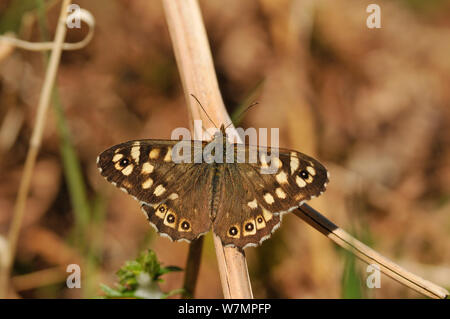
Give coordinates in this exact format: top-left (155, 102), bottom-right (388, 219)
top-left (97, 125), bottom-right (329, 249)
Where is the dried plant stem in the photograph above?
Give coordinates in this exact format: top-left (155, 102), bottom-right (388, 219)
top-left (294, 204), bottom-right (449, 299)
top-left (0, 10), bottom-right (94, 52)
top-left (182, 237), bottom-right (204, 298)
top-left (11, 266), bottom-right (67, 292)
top-left (0, 0), bottom-right (72, 298)
top-left (162, 0), bottom-right (253, 298)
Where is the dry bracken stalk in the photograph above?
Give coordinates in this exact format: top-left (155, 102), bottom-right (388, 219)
top-left (181, 237), bottom-right (204, 298)
top-left (295, 204), bottom-right (449, 299)
top-left (162, 0), bottom-right (253, 298)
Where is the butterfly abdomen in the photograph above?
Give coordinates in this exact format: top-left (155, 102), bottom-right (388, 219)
top-left (209, 163), bottom-right (225, 221)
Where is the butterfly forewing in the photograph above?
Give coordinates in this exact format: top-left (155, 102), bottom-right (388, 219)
top-left (97, 140), bottom-right (212, 242)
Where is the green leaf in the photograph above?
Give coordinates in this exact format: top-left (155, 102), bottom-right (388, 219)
top-left (341, 251), bottom-right (364, 299)
top-left (100, 284), bottom-right (123, 297)
top-left (162, 288), bottom-right (186, 299)
top-left (158, 265), bottom-right (183, 277)
top-left (99, 249), bottom-right (183, 299)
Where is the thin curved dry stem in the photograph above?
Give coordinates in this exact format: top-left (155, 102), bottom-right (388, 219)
top-left (11, 266), bottom-right (67, 292)
top-left (182, 237), bottom-right (204, 298)
top-left (295, 204), bottom-right (449, 299)
top-left (162, 0), bottom-right (253, 299)
top-left (0, 0), bottom-right (72, 298)
top-left (0, 7), bottom-right (95, 51)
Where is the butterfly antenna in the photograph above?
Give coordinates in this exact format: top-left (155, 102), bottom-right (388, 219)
top-left (190, 94), bottom-right (218, 129)
top-left (225, 101), bottom-right (259, 129)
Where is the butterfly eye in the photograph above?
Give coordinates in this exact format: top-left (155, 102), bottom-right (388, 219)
top-left (299, 170), bottom-right (309, 179)
top-left (229, 226), bottom-right (238, 236)
top-left (166, 214), bottom-right (175, 223)
top-left (245, 223), bottom-right (254, 232)
top-left (181, 221), bottom-right (190, 230)
top-left (119, 158), bottom-right (130, 167)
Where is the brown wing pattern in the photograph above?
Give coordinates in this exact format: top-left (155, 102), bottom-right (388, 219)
top-left (97, 140), bottom-right (212, 242)
top-left (212, 146), bottom-right (328, 249)
top-left (97, 138), bottom-right (329, 249)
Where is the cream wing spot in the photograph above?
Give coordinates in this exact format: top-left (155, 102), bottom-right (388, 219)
top-left (142, 178), bottom-right (153, 189)
top-left (290, 152), bottom-right (299, 175)
top-left (272, 157), bottom-right (282, 169)
top-left (154, 185), bottom-right (166, 196)
top-left (131, 145), bottom-right (140, 164)
top-left (164, 147), bottom-right (172, 162)
top-left (296, 175), bottom-right (307, 187)
top-left (264, 193), bottom-right (275, 205)
top-left (275, 171), bottom-right (288, 184)
top-left (275, 187), bottom-right (286, 199)
top-left (168, 193), bottom-right (179, 200)
top-left (149, 148), bottom-right (160, 159)
top-left (306, 166), bottom-right (316, 176)
top-left (259, 154), bottom-right (269, 168)
top-left (112, 153), bottom-right (123, 163)
top-left (247, 199), bottom-right (258, 209)
top-left (262, 207), bottom-right (273, 222)
top-left (122, 164), bottom-right (134, 176)
top-left (141, 162), bottom-right (154, 174)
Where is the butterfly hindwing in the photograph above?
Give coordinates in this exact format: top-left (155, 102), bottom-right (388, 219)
top-left (212, 163), bottom-right (282, 248)
top-left (97, 140), bottom-right (212, 242)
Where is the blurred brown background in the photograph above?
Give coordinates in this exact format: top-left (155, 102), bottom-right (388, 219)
top-left (0, 0), bottom-right (449, 298)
